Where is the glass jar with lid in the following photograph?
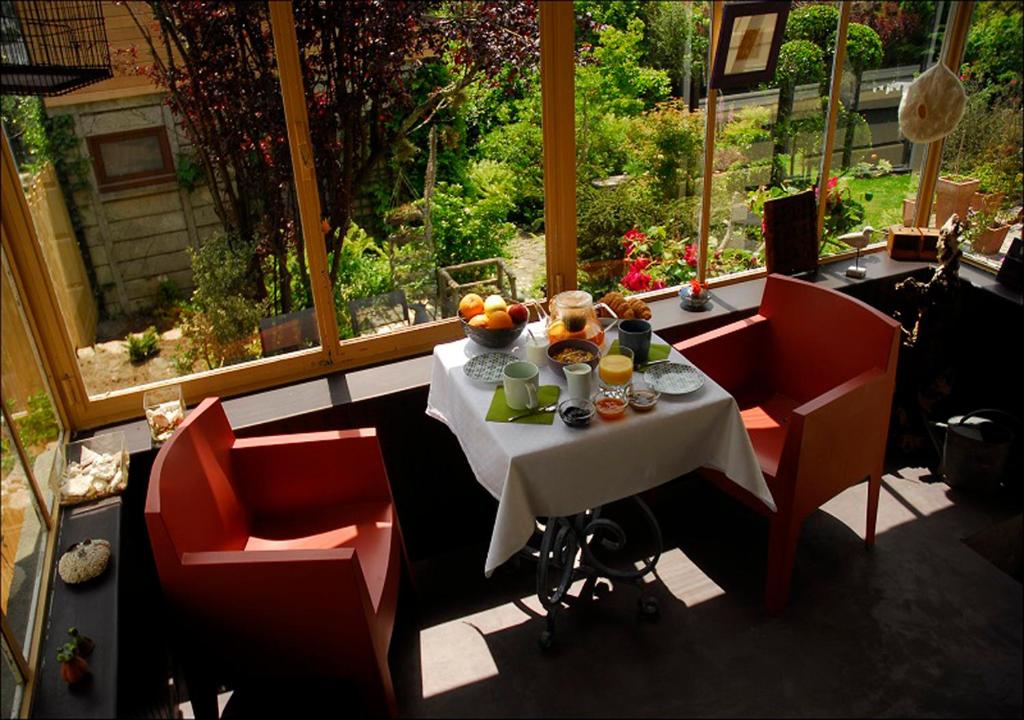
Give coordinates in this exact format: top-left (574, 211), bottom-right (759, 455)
top-left (546, 290), bottom-right (609, 347)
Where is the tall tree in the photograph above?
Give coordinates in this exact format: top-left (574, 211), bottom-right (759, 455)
top-left (126, 0), bottom-right (538, 311)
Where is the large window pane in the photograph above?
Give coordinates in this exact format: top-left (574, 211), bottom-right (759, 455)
top-left (706, 2), bottom-right (835, 280)
top-left (1, 635), bottom-right (24, 719)
top-left (937, 2), bottom-right (1022, 269)
top-left (1, 249), bottom-right (61, 511)
top-left (833, 1), bottom-right (953, 251)
top-left (1, 0), bottom-right (324, 400)
top-left (576, 1), bottom-right (709, 297)
top-left (1, 416), bottom-right (48, 663)
top-left (293, 3), bottom-right (545, 340)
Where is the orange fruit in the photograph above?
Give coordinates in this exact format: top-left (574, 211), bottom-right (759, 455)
top-left (468, 314), bottom-right (489, 328)
top-left (487, 310), bottom-right (513, 329)
top-left (459, 293), bottom-right (485, 319)
top-left (547, 320), bottom-right (567, 343)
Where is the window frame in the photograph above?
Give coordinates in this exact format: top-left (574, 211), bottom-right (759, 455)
top-left (1, 0), bottom-right (980, 434)
top-left (85, 126), bottom-right (176, 193)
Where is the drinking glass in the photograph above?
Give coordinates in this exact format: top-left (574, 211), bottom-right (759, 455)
top-left (598, 345), bottom-right (633, 394)
top-left (144, 385), bottom-right (185, 444)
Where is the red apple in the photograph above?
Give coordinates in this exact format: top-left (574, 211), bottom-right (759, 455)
top-left (507, 303), bottom-right (528, 324)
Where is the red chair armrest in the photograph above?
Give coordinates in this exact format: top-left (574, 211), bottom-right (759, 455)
top-left (675, 315), bottom-right (770, 393)
top-left (786, 368), bottom-right (894, 517)
top-left (230, 430), bottom-right (393, 516)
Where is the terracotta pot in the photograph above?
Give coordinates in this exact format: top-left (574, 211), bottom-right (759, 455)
top-left (969, 191), bottom-right (1004, 215)
top-left (60, 656), bottom-right (90, 685)
top-left (934, 176), bottom-right (980, 228)
top-left (971, 224), bottom-right (1010, 255)
top-left (902, 198), bottom-right (917, 226)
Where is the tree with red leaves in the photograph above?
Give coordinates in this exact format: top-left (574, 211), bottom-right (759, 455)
top-left (126, 0), bottom-right (537, 313)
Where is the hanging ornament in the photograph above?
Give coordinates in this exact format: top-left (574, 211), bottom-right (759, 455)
top-left (898, 63), bottom-right (967, 144)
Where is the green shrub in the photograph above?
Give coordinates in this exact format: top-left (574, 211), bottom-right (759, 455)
top-left (845, 23), bottom-right (883, 74)
top-left (125, 326), bottom-right (160, 363)
top-left (718, 106), bottom-right (773, 151)
top-left (784, 4), bottom-right (840, 57)
top-left (330, 223), bottom-right (396, 339)
top-left (625, 101), bottom-right (704, 200)
top-left (477, 119), bottom-right (545, 229)
top-left (964, 8), bottom-right (1024, 87)
top-left (177, 233), bottom-right (268, 371)
top-left (576, 17), bottom-right (671, 117)
top-left (577, 178), bottom-right (660, 261)
top-left (430, 181), bottom-right (516, 269)
top-left (774, 40), bottom-right (826, 89)
top-left (13, 392), bottom-right (59, 449)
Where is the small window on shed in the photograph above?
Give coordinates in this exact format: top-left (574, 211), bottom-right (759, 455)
top-left (86, 127), bottom-right (175, 192)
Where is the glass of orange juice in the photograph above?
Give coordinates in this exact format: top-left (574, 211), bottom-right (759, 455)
top-left (598, 346), bottom-right (633, 394)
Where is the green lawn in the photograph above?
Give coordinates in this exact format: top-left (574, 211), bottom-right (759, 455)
top-left (847, 173), bottom-right (915, 232)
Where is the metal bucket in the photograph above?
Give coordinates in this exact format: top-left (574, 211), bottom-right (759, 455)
top-left (936, 410), bottom-right (1017, 493)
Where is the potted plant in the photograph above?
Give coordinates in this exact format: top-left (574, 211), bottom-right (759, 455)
top-left (57, 642), bottom-right (90, 686)
top-left (966, 210), bottom-right (1012, 255)
top-left (969, 164), bottom-right (1006, 215)
top-left (935, 173), bottom-right (980, 229)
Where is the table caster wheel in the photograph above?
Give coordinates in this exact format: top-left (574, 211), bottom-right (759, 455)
top-left (539, 629), bottom-right (555, 650)
top-left (638, 596), bottom-right (660, 620)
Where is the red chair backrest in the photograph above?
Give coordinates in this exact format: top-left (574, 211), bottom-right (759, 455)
top-left (759, 275), bottom-right (899, 403)
top-left (146, 398), bottom-right (249, 565)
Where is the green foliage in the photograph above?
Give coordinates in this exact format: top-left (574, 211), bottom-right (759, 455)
top-left (175, 153), bottom-right (204, 192)
top-left (784, 4), bottom-right (840, 58)
top-left (477, 114), bottom-right (545, 229)
top-left (626, 101), bottom-right (704, 200)
top-left (774, 40), bottom-right (826, 89)
top-left (576, 18), bottom-right (671, 117)
top-left (14, 392), bottom-right (59, 449)
top-left (577, 178), bottom-right (660, 261)
top-left (125, 326), bottom-right (160, 363)
top-left (965, 8), bottom-right (1024, 87)
top-left (153, 278), bottom-right (183, 331)
top-left (330, 224), bottom-right (395, 339)
top-left (0, 95), bottom-right (48, 170)
top-left (429, 181), bottom-right (516, 269)
top-left (642, 1), bottom-right (709, 97)
top-left (719, 106), bottom-right (773, 151)
top-left (1, 434), bottom-right (13, 476)
top-left (845, 23), bottom-right (884, 74)
top-left (177, 233), bottom-right (268, 372)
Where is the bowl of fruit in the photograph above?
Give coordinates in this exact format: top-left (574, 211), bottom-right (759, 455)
top-left (458, 293), bottom-right (529, 349)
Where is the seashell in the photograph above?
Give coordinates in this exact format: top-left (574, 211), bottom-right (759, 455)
top-left (58, 538), bottom-right (111, 584)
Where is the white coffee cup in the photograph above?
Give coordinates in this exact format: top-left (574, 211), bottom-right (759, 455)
top-left (503, 361), bottom-right (540, 410)
top-left (515, 336), bottom-right (549, 366)
top-left (563, 363), bottom-right (593, 400)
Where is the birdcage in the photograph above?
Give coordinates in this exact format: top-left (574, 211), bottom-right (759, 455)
top-left (1, 0), bottom-right (112, 96)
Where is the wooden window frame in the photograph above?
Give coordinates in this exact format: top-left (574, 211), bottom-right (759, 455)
top-left (1, 0), bottom-right (977, 433)
top-left (85, 126), bottom-right (176, 193)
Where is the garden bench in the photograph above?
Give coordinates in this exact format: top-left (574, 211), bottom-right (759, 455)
top-left (436, 258), bottom-right (517, 318)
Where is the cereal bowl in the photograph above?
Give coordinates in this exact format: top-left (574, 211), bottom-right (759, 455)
top-left (547, 339), bottom-right (601, 372)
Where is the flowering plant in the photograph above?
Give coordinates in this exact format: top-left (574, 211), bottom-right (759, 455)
top-left (619, 226), bottom-right (697, 293)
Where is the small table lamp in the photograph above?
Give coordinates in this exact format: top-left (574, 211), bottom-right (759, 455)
top-left (840, 226), bottom-right (874, 279)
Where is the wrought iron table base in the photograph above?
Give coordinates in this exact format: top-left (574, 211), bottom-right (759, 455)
top-left (521, 496), bottom-right (663, 649)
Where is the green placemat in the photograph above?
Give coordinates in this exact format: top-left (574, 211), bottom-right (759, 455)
top-left (610, 339), bottom-right (670, 365)
top-left (486, 385), bottom-right (561, 424)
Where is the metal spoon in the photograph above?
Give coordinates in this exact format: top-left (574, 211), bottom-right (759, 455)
top-left (637, 359), bottom-right (670, 371)
top-left (508, 404), bottom-right (558, 422)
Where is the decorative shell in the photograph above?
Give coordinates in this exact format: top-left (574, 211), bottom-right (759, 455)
top-left (58, 538), bottom-right (111, 584)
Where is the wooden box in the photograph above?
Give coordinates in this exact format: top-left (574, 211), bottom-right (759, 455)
top-left (918, 228), bottom-right (940, 261)
top-left (887, 225), bottom-right (922, 260)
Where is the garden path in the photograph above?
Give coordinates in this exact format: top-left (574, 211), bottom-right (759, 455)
top-left (506, 230), bottom-right (547, 299)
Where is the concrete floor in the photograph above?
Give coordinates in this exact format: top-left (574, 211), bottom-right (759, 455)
top-left (392, 469), bottom-right (1022, 718)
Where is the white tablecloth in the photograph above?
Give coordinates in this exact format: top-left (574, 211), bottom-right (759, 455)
top-left (426, 322), bottom-right (775, 576)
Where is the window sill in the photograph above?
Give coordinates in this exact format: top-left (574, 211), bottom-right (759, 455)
top-left (79, 251), bottom-right (1019, 455)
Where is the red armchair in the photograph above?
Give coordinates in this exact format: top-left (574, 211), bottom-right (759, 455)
top-left (676, 274), bottom-right (900, 614)
top-left (146, 397), bottom-right (403, 716)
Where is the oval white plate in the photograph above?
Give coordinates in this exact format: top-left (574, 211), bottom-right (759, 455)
top-left (463, 352), bottom-right (517, 384)
top-left (644, 362), bottom-right (704, 395)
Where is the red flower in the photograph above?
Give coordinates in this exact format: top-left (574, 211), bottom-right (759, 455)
top-left (652, 279), bottom-right (666, 290)
top-left (683, 244), bottom-right (698, 268)
top-left (689, 278), bottom-right (704, 296)
top-left (629, 257), bottom-right (652, 273)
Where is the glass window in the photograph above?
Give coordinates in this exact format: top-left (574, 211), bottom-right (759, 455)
top-left (1, 634), bottom-right (25, 719)
top-left (707, 2), bottom-right (835, 280)
top-left (1, 249), bottom-right (61, 511)
top-left (293, 4), bottom-right (545, 340)
top-left (87, 127), bottom-right (175, 191)
top-left (1, 0), bottom-right (325, 400)
top-left (938, 2), bottom-right (1022, 269)
top-left (833, 1), bottom-right (953, 250)
top-left (575, 1), bottom-right (710, 297)
top-left (1, 415), bottom-right (48, 663)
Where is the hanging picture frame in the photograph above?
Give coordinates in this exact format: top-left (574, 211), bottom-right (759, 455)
top-left (709, 1), bottom-right (791, 90)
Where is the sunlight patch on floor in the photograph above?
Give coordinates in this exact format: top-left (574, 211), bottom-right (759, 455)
top-left (651, 548), bottom-right (725, 606)
top-left (179, 689), bottom-right (233, 718)
top-left (820, 469), bottom-right (955, 539)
